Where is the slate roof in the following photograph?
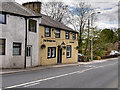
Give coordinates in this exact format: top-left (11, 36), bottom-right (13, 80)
top-left (0, 1), bottom-right (77, 33)
top-left (0, 2), bottom-right (41, 17)
top-left (40, 14), bottom-right (78, 33)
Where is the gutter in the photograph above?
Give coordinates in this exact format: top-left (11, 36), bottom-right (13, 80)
top-left (0, 11), bottom-right (42, 18)
top-left (24, 18), bottom-right (27, 69)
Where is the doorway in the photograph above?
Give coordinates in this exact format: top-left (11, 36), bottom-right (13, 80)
top-left (26, 45), bottom-right (32, 67)
top-left (57, 46), bottom-right (62, 64)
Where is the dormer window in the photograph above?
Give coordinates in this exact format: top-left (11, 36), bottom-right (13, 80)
top-left (29, 19), bottom-right (37, 32)
top-left (0, 13), bottom-right (6, 24)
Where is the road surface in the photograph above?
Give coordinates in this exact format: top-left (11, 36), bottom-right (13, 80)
top-left (2, 58), bottom-right (118, 89)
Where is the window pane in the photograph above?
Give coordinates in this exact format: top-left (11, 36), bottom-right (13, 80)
top-left (45, 28), bottom-right (50, 37)
top-left (67, 46), bottom-right (71, 57)
top-left (48, 47), bottom-right (56, 58)
top-left (67, 52), bottom-right (70, 57)
top-left (0, 14), bottom-right (5, 24)
top-left (0, 39), bottom-right (5, 55)
top-left (13, 48), bottom-right (20, 55)
top-left (29, 19), bottom-right (36, 32)
top-left (73, 33), bottom-right (76, 40)
top-left (51, 48), bottom-right (55, 57)
top-left (13, 43), bottom-right (21, 55)
top-left (66, 32), bottom-right (69, 39)
top-left (55, 29), bottom-right (60, 38)
top-left (0, 45), bottom-right (2, 55)
top-left (48, 48), bottom-right (51, 57)
top-left (67, 46), bottom-right (70, 51)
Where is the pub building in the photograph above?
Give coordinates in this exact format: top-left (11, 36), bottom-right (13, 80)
top-left (23, 2), bottom-right (78, 66)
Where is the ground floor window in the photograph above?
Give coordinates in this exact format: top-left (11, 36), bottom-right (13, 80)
top-left (0, 39), bottom-right (5, 55)
top-left (48, 47), bottom-right (56, 58)
top-left (13, 42), bottom-right (21, 56)
top-left (66, 45), bottom-right (71, 58)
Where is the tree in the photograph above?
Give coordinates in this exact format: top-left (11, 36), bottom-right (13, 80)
top-left (66, 2), bottom-right (93, 53)
top-left (41, 2), bottom-right (69, 23)
top-left (100, 29), bottom-right (118, 43)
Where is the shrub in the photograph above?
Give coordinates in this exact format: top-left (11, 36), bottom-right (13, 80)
top-left (97, 56), bottom-right (101, 60)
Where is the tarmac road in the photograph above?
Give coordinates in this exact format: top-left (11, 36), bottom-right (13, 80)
top-left (2, 58), bottom-right (118, 89)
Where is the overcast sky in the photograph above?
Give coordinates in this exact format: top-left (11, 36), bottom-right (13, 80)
top-left (15, 0), bottom-right (119, 29)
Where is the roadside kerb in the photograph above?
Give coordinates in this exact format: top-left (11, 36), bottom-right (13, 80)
top-left (0, 57), bottom-right (118, 75)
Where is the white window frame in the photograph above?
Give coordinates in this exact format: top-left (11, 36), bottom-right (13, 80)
top-left (66, 45), bottom-right (71, 58)
top-left (55, 29), bottom-right (60, 38)
top-left (65, 32), bottom-right (69, 39)
top-left (45, 27), bottom-right (50, 37)
top-left (73, 33), bottom-right (76, 40)
top-left (13, 42), bottom-right (21, 56)
top-left (48, 48), bottom-right (51, 58)
top-left (48, 47), bottom-right (56, 58)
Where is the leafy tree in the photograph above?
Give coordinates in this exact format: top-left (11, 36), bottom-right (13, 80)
top-left (100, 29), bottom-right (118, 43)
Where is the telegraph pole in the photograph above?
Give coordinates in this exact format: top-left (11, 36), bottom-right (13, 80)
top-left (91, 14), bottom-right (94, 60)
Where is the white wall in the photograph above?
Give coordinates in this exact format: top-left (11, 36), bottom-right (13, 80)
top-left (0, 14), bottom-right (25, 68)
top-left (0, 14), bottom-right (40, 68)
top-left (27, 18), bottom-right (40, 67)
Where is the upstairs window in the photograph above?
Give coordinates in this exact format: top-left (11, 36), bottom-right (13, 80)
top-left (55, 29), bottom-right (60, 38)
top-left (0, 13), bottom-right (6, 24)
top-left (29, 19), bottom-right (37, 32)
top-left (65, 31), bottom-right (69, 39)
top-left (45, 27), bottom-right (51, 37)
top-left (73, 33), bottom-right (76, 40)
top-left (0, 39), bottom-right (6, 55)
top-left (13, 43), bottom-right (21, 56)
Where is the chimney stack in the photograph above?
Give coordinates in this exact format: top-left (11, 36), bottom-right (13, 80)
top-left (22, 2), bottom-right (41, 13)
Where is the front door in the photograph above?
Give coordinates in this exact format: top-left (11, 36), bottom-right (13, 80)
top-left (26, 45), bottom-right (32, 67)
top-left (57, 46), bottom-right (62, 64)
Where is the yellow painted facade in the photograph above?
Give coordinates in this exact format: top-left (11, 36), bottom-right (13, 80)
top-left (39, 25), bottom-right (78, 66)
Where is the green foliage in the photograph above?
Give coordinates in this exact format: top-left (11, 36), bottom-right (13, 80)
top-left (82, 27), bottom-right (118, 57)
top-left (100, 28), bottom-right (118, 43)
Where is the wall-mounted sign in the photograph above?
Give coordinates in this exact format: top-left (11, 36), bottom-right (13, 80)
top-left (43, 39), bottom-right (56, 42)
top-left (69, 41), bottom-right (74, 43)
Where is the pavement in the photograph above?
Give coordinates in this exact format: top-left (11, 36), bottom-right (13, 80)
top-left (2, 58), bottom-right (118, 88)
top-left (0, 57), bottom-right (118, 75)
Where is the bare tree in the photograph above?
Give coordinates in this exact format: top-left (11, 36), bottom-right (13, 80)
top-left (41, 2), bottom-right (69, 23)
top-left (66, 2), bottom-right (93, 53)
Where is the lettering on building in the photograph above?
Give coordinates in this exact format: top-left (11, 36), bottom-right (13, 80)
top-left (43, 39), bottom-right (56, 42)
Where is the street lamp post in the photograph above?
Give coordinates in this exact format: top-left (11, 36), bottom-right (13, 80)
top-left (91, 12), bottom-right (100, 60)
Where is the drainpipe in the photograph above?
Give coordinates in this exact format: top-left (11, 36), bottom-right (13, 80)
top-left (23, 16), bottom-right (41, 68)
top-left (24, 18), bottom-right (28, 69)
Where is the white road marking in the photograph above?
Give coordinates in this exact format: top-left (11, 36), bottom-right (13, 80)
top-left (84, 65), bottom-right (96, 68)
top-left (24, 82), bottom-right (40, 87)
top-left (4, 62), bottom-right (117, 89)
